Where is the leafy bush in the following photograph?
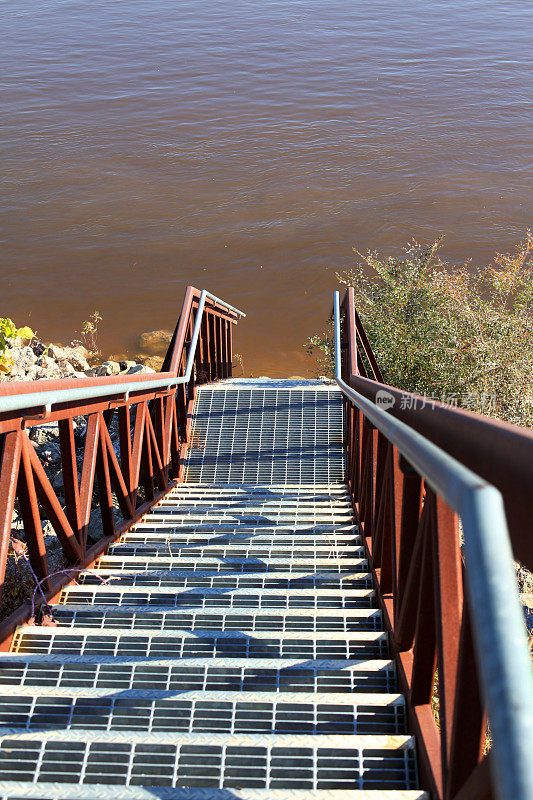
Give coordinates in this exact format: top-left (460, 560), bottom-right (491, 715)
top-left (0, 318), bottom-right (34, 374)
top-left (307, 234), bottom-right (533, 426)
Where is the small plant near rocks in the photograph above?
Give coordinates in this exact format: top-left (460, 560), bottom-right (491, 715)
top-left (233, 353), bottom-right (245, 376)
top-left (0, 318), bottom-right (34, 374)
top-left (74, 310), bottom-right (102, 356)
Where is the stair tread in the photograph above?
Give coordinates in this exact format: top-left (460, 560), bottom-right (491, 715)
top-left (0, 687), bottom-right (403, 702)
top-left (0, 785), bottom-right (428, 799)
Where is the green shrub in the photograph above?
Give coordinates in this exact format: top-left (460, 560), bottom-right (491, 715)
top-left (306, 234), bottom-right (533, 425)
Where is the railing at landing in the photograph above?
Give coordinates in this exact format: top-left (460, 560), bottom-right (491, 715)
top-left (0, 287), bottom-right (245, 641)
top-left (335, 289), bottom-right (533, 800)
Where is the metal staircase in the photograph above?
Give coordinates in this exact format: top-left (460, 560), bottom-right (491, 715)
top-left (0, 380), bottom-right (427, 798)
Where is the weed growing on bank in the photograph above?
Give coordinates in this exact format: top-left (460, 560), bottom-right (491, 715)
top-left (307, 233), bottom-right (533, 426)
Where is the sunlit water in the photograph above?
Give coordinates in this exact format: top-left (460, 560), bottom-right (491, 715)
top-left (1, 0), bottom-right (532, 375)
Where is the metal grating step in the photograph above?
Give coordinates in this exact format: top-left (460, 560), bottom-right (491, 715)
top-left (49, 606), bottom-right (383, 633)
top-left (0, 657), bottom-right (397, 694)
top-left (0, 690), bottom-right (406, 736)
top-left (11, 629), bottom-right (390, 660)
top-left (120, 532), bottom-right (361, 545)
top-left (95, 556), bottom-right (369, 573)
top-left (184, 387), bottom-right (344, 485)
top-left (145, 511), bottom-right (354, 521)
top-left (0, 731), bottom-right (418, 790)
top-left (0, 786), bottom-right (429, 799)
top-left (151, 501), bottom-right (353, 511)
top-left (57, 586), bottom-right (376, 610)
top-left (168, 483), bottom-right (350, 491)
top-left (130, 524), bottom-right (359, 536)
top-left (107, 543), bottom-right (364, 559)
top-left (77, 569), bottom-right (373, 590)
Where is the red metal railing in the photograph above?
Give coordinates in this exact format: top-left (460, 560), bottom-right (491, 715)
top-left (339, 287), bottom-right (533, 800)
top-left (0, 286), bottom-right (242, 642)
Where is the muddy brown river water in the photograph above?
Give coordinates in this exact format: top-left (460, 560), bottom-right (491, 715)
top-left (1, 0), bottom-right (532, 375)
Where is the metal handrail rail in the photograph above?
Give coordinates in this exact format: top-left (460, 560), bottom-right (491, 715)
top-left (0, 290), bottom-right (245, 416)
top-left (334, 290), bottom-right (533, 800)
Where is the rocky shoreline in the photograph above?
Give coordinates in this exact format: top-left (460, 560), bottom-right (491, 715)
top-left (1, 327), bottom-right (174, 383)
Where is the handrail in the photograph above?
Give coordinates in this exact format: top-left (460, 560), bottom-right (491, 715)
top-left (0, 290), bottom-right (245, 417)
top-left (334, 290), bottom-right (533, 800)
top-left (0, 285), bottom-right (243, 640)
top-left (339, 286), bottom-right (533, 572)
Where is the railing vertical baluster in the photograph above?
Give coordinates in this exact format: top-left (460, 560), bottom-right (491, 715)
top-left (79, 413), bottom-right (101, 559)
top-left (168, 394), bottom-right (181, 479)
top-left (153, 396), bottom-right (166, 478)
top-left (220, 318), bottom-right (228, 379)
top-left (390, 446), bottom-right (404, 609)
top-left (345, 400), bottom-right (352, 485)
top-left (0, 431), bottom-right (23, 603)
top-left (17, 436), bottom-right (50, 594)
top-left (376, 444), bottom-right (395, 593)
top-left (208, 313), bottom-right (217, 381)
top-left (58, 419), bottom-right (82, 546)
top-left (227, 319), bottom-right (233, 377)
top-left (195, 308), bottom-right (204, 384)
top-left (201, 311), bottom-right (210, 383)
top-left (118, 405), bottom-right (133, 506)
top-left (140, 403), bottom-right (155, 502)
top-left (351, 407), bottom-right (361, 505)
top-left (216, 316), bottom-right (223, 378)
top-left (446, 592), bottom-right (486, 799)
top-left (433, 497), bottom-right (463, 783)
top-left (395, 460), bottom-right (422, 629)
top-left (410, 491), bottom-right (437, 705)
top-left (95, 413), bottom-right (116, 538)
top-left (372, 433), bottom-right (390, 562)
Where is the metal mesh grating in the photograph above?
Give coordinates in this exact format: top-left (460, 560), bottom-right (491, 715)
top-left (58, 588), bottom-right (375, 610)
top-left (51, 607), bottom-right (382, 633)
top-left (12, 630), bottom-right (389, 660)
top-left (0, 734), bottom-right (418, 789)
top-left (0, 658), bottom-right (398, 694)
top-left (95, 557), bottom-right (368, 573)
top-left (184, 387), bottom-right (344, 484)
top-left (108, 544), bottom-right (364, 559)
top-left (77, 570), bottom-right (373, 590)
top-left (0, 693), bottom-right (406, 736)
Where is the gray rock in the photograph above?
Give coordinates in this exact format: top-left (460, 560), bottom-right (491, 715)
top-left (29, 422), bottom-right (60, 446)
top-left (137, 329), bottom-right (172, 355)
top-left (32, 341), bottom-right (47, 357)
top-left (37, 355), bottom-right (56, 371)
top-left (13, 346), bottom-right (37, 373)
top-left (69, 353), bottom-right (90, 372)
top-left (96, 360), bottom-right (121, 376)
top-left (61, 361), bottom-right (77, 377)
top-left (52, 471), bottom-right (64, 491)
top-left (47, 344), bottom-right (66, 361)
top-left (126, 364), bottom-right (156, 375)
top-left (59, 346), bottom-right (91, 372)
top-left (136, 354), bottom-right (164, 372)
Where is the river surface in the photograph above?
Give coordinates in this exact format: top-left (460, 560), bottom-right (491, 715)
top-left (1, 0), bottom-right (532, 376)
